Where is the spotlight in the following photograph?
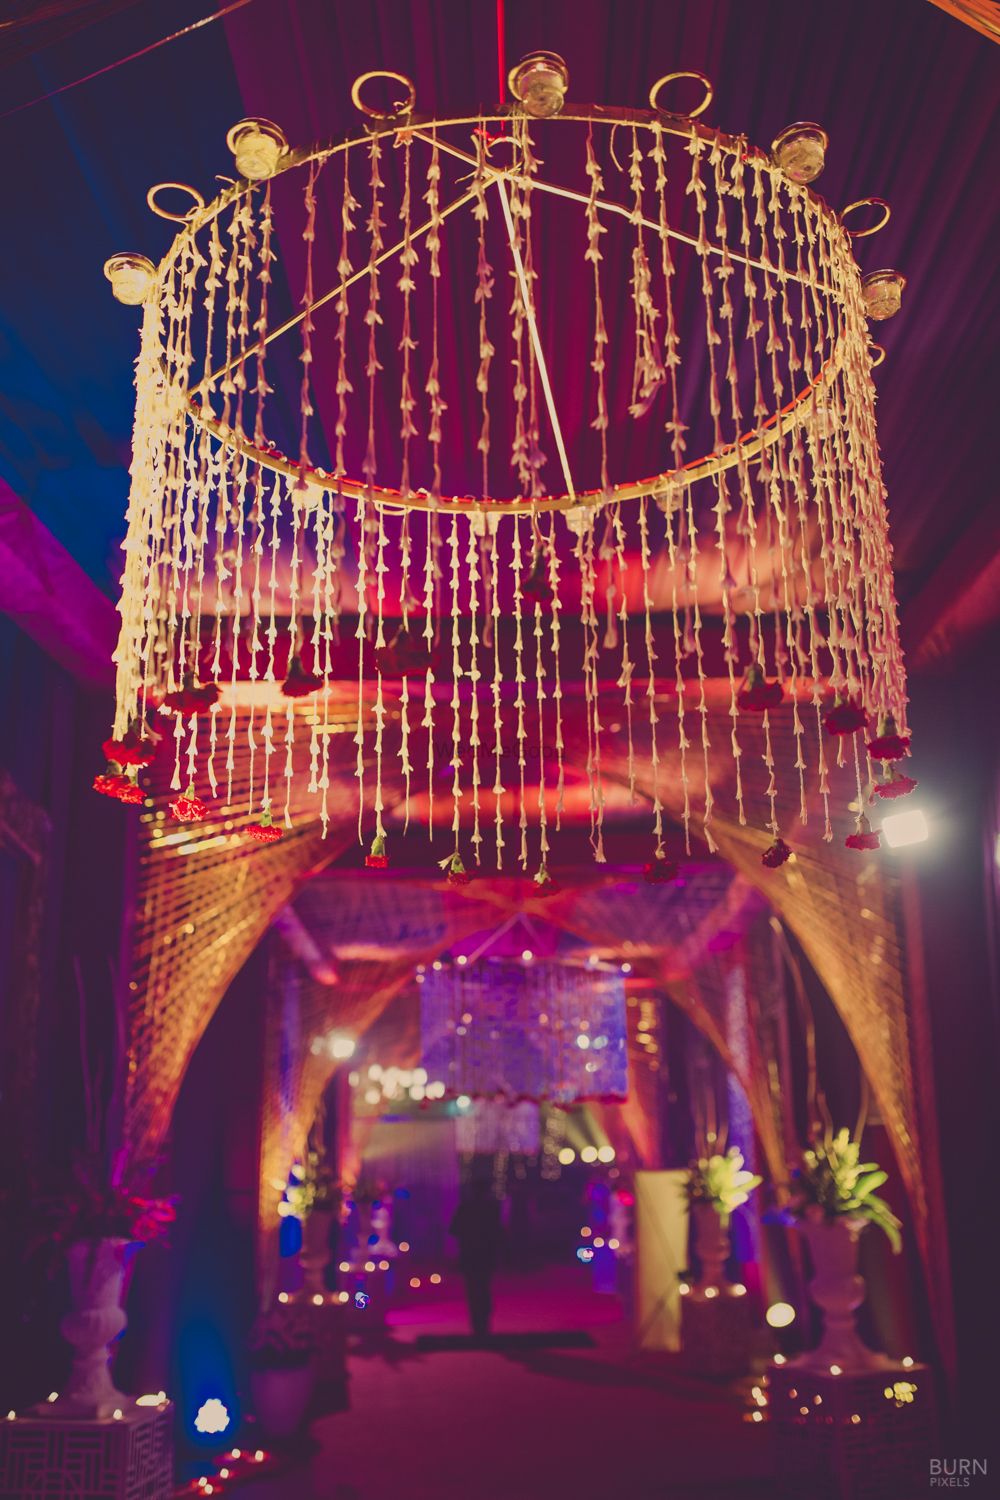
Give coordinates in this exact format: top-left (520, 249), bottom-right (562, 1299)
top-left (521, 949), bottom-right (534, 963)
top-left (597, 1145), bottom-right (616, 1163)
top-left (580, 1146), bottom-right (598, 1164)
top-left (194, 1398), bottom-right (230, 1435)
top-left (766, 1301), bottom-right (796, 1329)
top-left (557, 1147), bottom-right (576, 1165)
top-left (881, 808), bottom-right (929, 848)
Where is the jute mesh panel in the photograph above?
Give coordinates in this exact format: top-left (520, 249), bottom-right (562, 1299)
top-left (124, 705), bottom-right (363, 1161)
top-left (258, 952), bottom-right (422, 1297)
top-left (597, 705), bottom-right (927, 1264)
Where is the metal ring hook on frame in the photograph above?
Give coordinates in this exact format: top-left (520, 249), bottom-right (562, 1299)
top-left (351, 70), bottom-right (417, 122)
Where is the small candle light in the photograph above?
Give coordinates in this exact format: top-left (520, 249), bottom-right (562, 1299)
top-left (771, 122), bottom-right (828, 184)
top-left (861, 270), bottom-right (906, 321)
top-left (226, 119), bottom-right (287, 181)
top-left (508, 52), bottom-right (569, 118)
top-left (104, 253), bottom-right (156, 306)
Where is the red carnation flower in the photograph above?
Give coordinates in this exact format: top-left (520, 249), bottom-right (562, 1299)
top-left (93, 766), bottom-right (132, 800)
top-left (374, 632), bottom-right (433, 678)
top-left (531, 866), bottom-right (559, 898)
top-left (281, 655), bottom-right (324, 698)
top-left (872, 769), bottom-right (918, 800)
top-left (866, 716), bottom-right (910, 762)
top-left (102, 724), bottom-right (157, 767)
top-left (825, 698), bottom-right (867, 736)
top-left (365, 834), bottom-right (389, 869)
top-left (521, 551), bottom-right (554, 603)
top-left (169, 783), bottom-right (210, 822)
top-left (738, 665), bottom-right (783, 713)
top-left (248, 810), bottom-right (284, 844)
top-left (443, 852), bottom-right (471, 887)
top-left (761, 837), bottom-right (793, 868)
top-left (643, 856), bottom-right (679, 884)
top-left (163, 675), bottom-right (220, 715)
top-left (845, 815), bottom-right (880, 851)
top-left (117, 782), bottom-right (145, 806)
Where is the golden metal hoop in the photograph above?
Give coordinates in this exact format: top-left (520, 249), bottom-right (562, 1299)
top-left (648, 71), bottom-right (713, 120)
top-left (146, 181), bottom-right (206, 223)
top-left (350, 70), bottom-right (417, 121)
top-left (840, 197), bottom-right (891, 238)
top-left (184, 343), bottom-right (843, 516)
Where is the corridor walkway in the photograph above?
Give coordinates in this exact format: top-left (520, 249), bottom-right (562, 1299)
top-left (249, 1269), bottom-right (779, 1500)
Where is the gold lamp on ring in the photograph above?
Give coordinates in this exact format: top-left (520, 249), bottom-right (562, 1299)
top-left (508, 51), bottom-right (569, 118)
top-left (771, 122), bottom-right (828, 184)
top-left (226, 119), bottom-right (287, 182)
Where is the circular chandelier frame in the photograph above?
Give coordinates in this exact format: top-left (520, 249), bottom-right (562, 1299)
top-left (104, 63), bottom-right (911, 872)
top-left (147, 89), bottom-right (864, 517)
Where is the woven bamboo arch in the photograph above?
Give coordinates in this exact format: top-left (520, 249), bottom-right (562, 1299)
top-left (125, 704), bottom-right (917, 1196)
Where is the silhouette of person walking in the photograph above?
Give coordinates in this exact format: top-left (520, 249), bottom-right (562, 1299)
top-left (449, 1179), bottom-right (504, 1342)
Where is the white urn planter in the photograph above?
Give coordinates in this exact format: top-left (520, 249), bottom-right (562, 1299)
top-left (796, 1215), bottom-right (889, 1373)
top-left (299, 1209), bottom-right (333, 1297)
top-left (250, 1364), bottom-right (316, 1440)
top-left (46, 1238), bottom-right (132, 1417)
top-left (369, 1201), bottom-right (396, 1258)
top-left (691, 1203), bottom-right (730, 1291)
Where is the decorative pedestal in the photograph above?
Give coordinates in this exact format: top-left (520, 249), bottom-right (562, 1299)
top-left (306, 1297), bottom-right (349, 1415)
top-left (273, 1294), bottom-right (348, 1416)
top-left (679, 1285), bottom-right (754, 1378)
top-left (0, 1403), bottom-right (173, 1500)
top-left (767, 1361), bottom-right (936, 1500)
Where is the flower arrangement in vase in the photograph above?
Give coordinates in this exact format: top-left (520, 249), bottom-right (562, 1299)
top-left (789, 1128), bottom-right (902, 1250)
top-left (777, 1128), bottom-right (901, 1373)
top-left (685, 1148), bottom-right (761, 1292)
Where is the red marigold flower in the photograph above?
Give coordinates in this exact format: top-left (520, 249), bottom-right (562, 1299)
top-left (281, 655), bottom-right (325, 698)
top-left (761, 837), bottom-right (793, 868)
top-left (845, 815), bottom-right (880, 851)
top-left (163, 675), bottom-right (220, 715)
top-left (531, 866), bottom-right (559, 897)
top-left (93, 766), bottom-right (131, 799)
top-left (738, 665), bottom-right (783, 713)
top-left (643, 856), bottom-right (679, 884)
top-left (117, 782), bottom-right (145, 806)
top-left (825, 698), bottom-right (867, 736)
top-left (102, 724), bottom-right (157, 767)
top-left (872, 769), bottom-right (918, 800)
top-left (866, 716), bottom-right (910, 762)
top-left (248, 810), bottom-right (284, 844)
top-left (365, 834), bottom-right (389, 868)
top-left (169, 783), bottom-right (210, 822)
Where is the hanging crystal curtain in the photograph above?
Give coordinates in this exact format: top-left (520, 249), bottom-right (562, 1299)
top-left (420, 957), bottom-right (628, 1103)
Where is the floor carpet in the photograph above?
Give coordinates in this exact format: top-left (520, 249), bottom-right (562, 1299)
top-left (243, 1268), bottom-right (779, 1500)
